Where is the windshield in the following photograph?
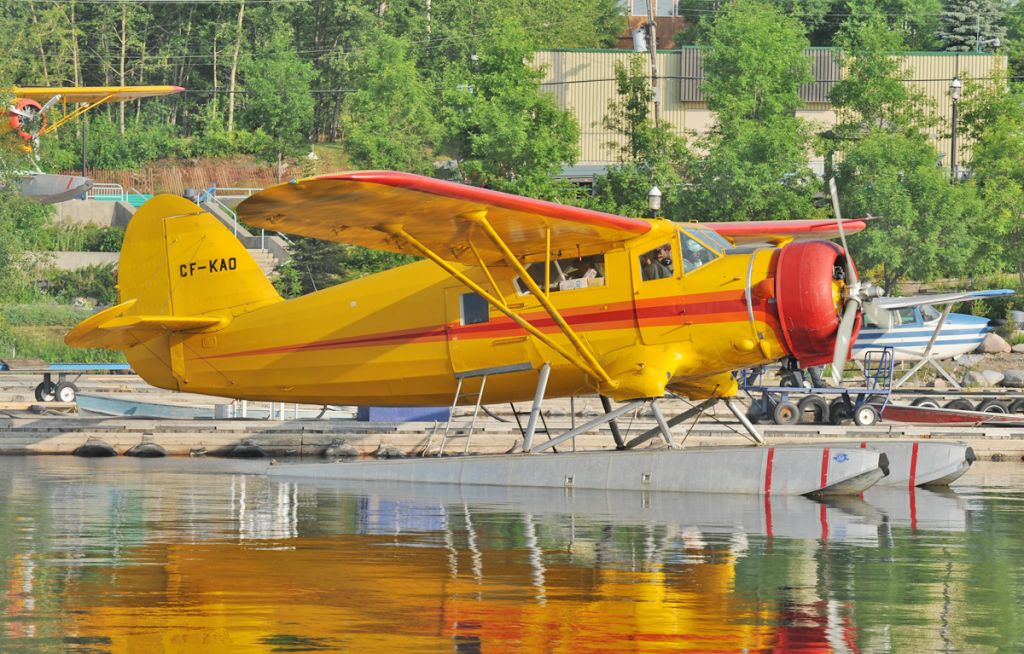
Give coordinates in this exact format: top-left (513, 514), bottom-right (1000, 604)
top-left (684, 224), bottom-right (731, 252)
top-left (678, 228), bottom-right (721, 273)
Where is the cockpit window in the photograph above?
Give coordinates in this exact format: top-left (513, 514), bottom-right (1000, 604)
top-left (685, 224), bottom-right (731, 252)
top-left (921, 304), bottom-right (941, 321)
top-left (514, 255), bottom-right (606, 294)
top-left (678, 229), bottom-right (719, 273)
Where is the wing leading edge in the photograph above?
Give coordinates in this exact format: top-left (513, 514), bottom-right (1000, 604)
top-left (239, 171), bottom-right (651, 265)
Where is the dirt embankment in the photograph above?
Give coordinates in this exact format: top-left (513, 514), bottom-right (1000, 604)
top-left (82, 156), bottom-right (301, 196)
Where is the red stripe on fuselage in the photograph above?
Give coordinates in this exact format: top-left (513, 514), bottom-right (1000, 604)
top-left (205, 290), bottom-right (782, 360)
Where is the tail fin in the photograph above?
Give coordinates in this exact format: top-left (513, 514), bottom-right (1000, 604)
top-left (66, 194), bottom-right (282, 350)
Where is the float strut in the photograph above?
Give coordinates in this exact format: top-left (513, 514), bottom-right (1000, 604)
top-left (532, 400), bottom-right (645, 453)
top-left (623, 397), bottom-right (718, 449)
top-left (522, 363), bottom-right (551, 452)
top-left (726, 397), bottom-right (765, 445)
top-left (600, 395), bottom-right (626, 450)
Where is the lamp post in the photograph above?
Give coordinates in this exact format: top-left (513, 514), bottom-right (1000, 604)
top-left (647, 185), bottom-right (662, 218)
top-left (950, 77), bottom-right (962, 182)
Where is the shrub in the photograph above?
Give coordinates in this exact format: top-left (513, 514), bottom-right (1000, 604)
top-left (44, 263), bottom-right (118, 305)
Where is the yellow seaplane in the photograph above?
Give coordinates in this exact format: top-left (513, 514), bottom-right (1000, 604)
top-left (5, 85), bottom-right (183, 202)
top-left (66, 171), bottom-right (953, 495)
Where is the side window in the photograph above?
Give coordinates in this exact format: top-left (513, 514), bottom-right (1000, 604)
top-left (639, 243), bottom-right (673, 281)
top-left (678, 231), bottom-right (718, 273)
top-left (514, 255), bottom-right (606, 294)
top-left (461, 292), bottom-right (489, 325)
top-left (896, 307), bottom-right (918, 326)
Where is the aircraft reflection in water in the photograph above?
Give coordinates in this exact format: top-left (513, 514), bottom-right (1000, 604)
top-left (0, 459), bottom-right (999, 653)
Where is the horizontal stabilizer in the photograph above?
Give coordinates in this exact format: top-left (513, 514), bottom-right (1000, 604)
top-left (65, 299), bottom-right (226, 350)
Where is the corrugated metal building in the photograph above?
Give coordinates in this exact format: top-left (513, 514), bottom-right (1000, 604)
top-left (534, 48), bottom-right (1003, 174)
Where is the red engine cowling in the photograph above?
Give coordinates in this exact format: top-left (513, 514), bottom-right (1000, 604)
top-left (8, 98), bottom-right (45, 141)
top-left (774, 240), bottom-right (860, 367)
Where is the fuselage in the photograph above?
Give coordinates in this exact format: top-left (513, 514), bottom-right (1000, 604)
top-left (126, 221), bottom-right (843, 406)
top-left (852, 306), bottom-right (991, 363)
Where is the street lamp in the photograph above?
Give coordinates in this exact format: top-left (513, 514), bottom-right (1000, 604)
top-left (950, 77), bottom-right (962, 181)
top-left (647, 185), bottom-right (662, 218)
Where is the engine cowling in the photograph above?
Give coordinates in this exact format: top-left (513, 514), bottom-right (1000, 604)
top-left (774, 240), bottom-right (860, 367)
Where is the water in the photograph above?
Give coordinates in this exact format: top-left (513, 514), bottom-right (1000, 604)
top-left (1, 457), bottom-right (1023, 653)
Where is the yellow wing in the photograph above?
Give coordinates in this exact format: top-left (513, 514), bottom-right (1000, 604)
top-left (12, 85), bottom-right (184, 103)
top-left (238, 171), bottom-right (651, 264)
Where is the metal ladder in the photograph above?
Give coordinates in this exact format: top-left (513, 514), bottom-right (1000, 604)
top-left (424, 362), bottom-right (536, 457)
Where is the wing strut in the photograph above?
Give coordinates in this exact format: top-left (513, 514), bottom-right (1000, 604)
top-left (42, 94), bottom-right (115, 136)
top-left (382, 221), bottom-right (617, 388)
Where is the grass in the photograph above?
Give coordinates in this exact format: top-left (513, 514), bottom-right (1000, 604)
top-left (8, 326), bottom-right (125, 364)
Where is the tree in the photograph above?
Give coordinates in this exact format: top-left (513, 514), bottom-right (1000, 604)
top-left (837, 131), bottom-right (978, 291)
top-left (700, 0), bottom-right (812, 126)
top-left (682, 0), bottom-right (819, 221)
top-left (937, 0), bottom-right (1006, 52)
top-left (237, 10), bottom-right (315, 158)
top-left (339, 32), bottom-right (441, 174)
top-left (590, 56), bottom-right (694, 218)
top-left (960, 76), bottom-right (1024, 285)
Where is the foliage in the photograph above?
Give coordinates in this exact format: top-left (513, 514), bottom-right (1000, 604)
top-left (283, 237), bottom-right (417, 296)
top-left (0, 303), bottom-right (93, 327)
top-left (828, 5), bottom-right (934, 138)
top-left (837, 130), bottom-right (978, 291)
top-left (937, 0), bottom-right (1006, 52)
top-left (35, 224), bottom-right (124, 253)
top-left (43, 263), bottom-right (119, 305)
top-left (590, 56), bottom-right (695, 219)
top-left (272, 260), bottom-right (304, 300)
top-left (684, 0), bottom-right (819, 221)
top-left (700, 0), bottom-right (812, 126)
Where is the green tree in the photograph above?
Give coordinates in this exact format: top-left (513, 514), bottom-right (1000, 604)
top-left (237, 11), bottom-right (315, 158)
top-left (937, 0), bottom-right (1006, 52)
top-left (339, 32), bottom-right (441, 174)
top-left (590, 56), bottom-right (694, 218)
top-left (838, 131), bottom-right (978, 291)
top-left (683, 0), bottom-right (819, 221)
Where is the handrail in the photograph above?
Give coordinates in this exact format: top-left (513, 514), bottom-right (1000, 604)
top-left (87, 183), bottom-right (125, 200)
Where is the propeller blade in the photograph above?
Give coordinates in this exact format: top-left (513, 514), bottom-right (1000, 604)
top-left (830, 299), bottom-right (860, 386)
top-left (7, 106), bottom-right (32, 119)
top-left (829, 177), bottom-right (858, 286)
top-left (39, 94), bottom-right (61, 114)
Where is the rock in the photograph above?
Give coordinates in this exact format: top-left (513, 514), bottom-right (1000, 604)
top-left (955, 353), bottom-right (983, 367)
top-left (929, 378), bottom-right (949, 390)
top-left (1013, 343), bottom-right (1024, 354)
top-left (1001, 370), bottom-right (1024, 388)
top-left (978, 333), bottom-right (1012, 354)
top-left (323, 438), bottom-right (358, 459)
top-left (963, 371), bottom-right (992, 387)
top-left (982, 370), bottom-right (1006, 386)
top-left (373, 444), bottom-right (405, 459)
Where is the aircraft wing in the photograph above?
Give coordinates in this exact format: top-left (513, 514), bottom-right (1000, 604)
top-left (709, 218), bottom-right (871, 245)
top-left (238, 171), bottom-right (651, 265)
top-left (868, 289), bottom-right (1014, 310)
top-left (12, 86), bottom-right (184, 103)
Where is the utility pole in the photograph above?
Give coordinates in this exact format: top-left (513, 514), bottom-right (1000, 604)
top-left (645, 1), bottom-right (660, 128)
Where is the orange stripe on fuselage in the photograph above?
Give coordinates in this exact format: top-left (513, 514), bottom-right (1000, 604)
top-left (204, 289), bottom-right (782, 360)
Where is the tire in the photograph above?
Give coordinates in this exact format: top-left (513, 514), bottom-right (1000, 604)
top-left (1009, 399), bottom-right (1024, 415)
top-left (54, 382), bottom-right (77, 403)
top-left (853, 404), bottom-right (879, 426)
top-left (773, 400), bottom-right (800, 425)
top-left (911, 397), bottom-right (941, 409)
top-left (746, 401), bottom-right (766, 425)
top-left (797, 395), bottom-right (829, 424)
top-left (944, 399), bottom-right (974, 411)
top-left (34, 381), bottom-right (56, 402)
top-left (829, 398), bottom-right (852, 425)
top-left (976, 399), bottom-right (1009, 414)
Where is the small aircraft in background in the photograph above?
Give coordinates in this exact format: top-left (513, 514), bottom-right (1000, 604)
top-left (4, 85), bottom-right (183, 203)
top-left (854, 289), bottom-right (1014, 389)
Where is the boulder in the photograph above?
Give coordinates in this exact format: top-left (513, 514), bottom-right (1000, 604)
top-left (963, 371), bottom-right (992, 388)
top-left (1001, 370), bottom-right (1024, 388)
top-left (955, 354), bottom-right (983, 367)
top-left (1013, 343), bottom-right (1024, 354)
top-left (929, 378), bottom-right (949, 390)
top-left (982, 370), bottom-right (1006, 386)
top-left (978, 333), bottom-right (1012, 354)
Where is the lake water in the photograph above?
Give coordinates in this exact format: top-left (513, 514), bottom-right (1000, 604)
top-left (1, 456), bottom-right (1022, 653)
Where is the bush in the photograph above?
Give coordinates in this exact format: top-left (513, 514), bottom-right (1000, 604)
top-left (37, 224), bottom-right (124, 252)
top-left (0, 303), bottom-right (93, 327)
top-left (44, 263), bottom-right (118, 305)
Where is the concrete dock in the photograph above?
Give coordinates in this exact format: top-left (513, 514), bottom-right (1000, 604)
top-left (2, 373), bottom-right (1024, 460)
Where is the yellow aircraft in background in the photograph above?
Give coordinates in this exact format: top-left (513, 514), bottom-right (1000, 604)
top-left (5, 85), bottom-right (183, 203)
top-left (66, 171), bottom-right (875, 449)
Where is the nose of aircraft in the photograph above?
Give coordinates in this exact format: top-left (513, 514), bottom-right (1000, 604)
top-left (774, 240), bottom-right (859, 367)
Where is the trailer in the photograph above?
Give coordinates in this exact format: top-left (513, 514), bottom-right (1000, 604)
top-left (741, 349), bottom-right (894, 426)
